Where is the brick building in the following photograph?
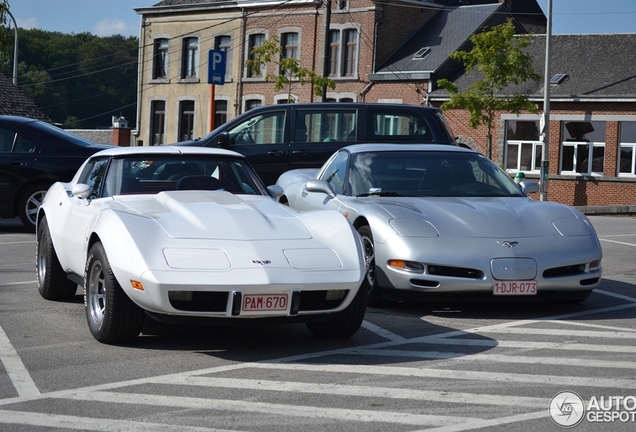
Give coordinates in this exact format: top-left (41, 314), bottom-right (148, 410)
top-left (132, 0), bottom-right (636, 208)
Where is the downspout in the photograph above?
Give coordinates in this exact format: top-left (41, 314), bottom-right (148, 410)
top-left (236, 8), bottom-right (247, 116)
top-left (360, 82), bottom-right (374, 102)
top-left (134, 15), bottom-right (145, 145)
top-left (360, 3), bottom-right (383, 102)
top-left (311, 4), bottom-right (320, 102)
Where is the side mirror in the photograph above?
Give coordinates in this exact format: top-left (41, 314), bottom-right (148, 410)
top-left (267, 185), bottom-right (284, 199)
top-left (519, 180), bottom-right (540, 195)
top-left (71, 183), bottom-right (92, 199)
top-left (218, 131), bottom-right (232, 148)
top-left (305, 180), bottom-right (337, 199)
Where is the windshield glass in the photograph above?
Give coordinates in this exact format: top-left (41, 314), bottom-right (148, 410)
top-left (349, 151), bottom-right (525, 198)
top-left (102, 155), bottom-right (268, 197)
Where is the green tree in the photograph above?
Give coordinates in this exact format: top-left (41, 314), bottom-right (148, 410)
top-left (0, 0), bottom-right (9, 51)
top-left (437, 20), bottom-right (540, 159)
top-left (246, 36), bottom-right (335, 102)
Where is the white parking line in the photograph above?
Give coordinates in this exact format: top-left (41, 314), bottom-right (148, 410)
top-left (0, 325), bottom-right (40, 398)
top-left (599, 237), bottom-right (636, 247)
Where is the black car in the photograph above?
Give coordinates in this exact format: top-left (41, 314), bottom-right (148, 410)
top-left (176, 103), bottom-right (457, 185)
top-left (0, 116), bottom-right (111, 231)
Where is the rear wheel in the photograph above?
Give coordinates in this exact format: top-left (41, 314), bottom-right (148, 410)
top-left (36, 215), bottom-right (78, 300)
top-left (19, 184), bottom-right (49, 232)
top-left (306, 284), bottom-right (367, 338)
top-left (357, 225), bottom-right (383, 306)
top-left (85, 242), bottom-right (145, 344)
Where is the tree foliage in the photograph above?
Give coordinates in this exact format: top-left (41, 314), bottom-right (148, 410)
top-left (437, 20), bottom-right (540, 157)
top-left (246, 36), bottom-right (335, 102)
top-left (0, 25), bottom-right (138, 128)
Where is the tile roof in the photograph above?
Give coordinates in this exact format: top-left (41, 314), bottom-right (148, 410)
top-left (431, 33), bottom-right (636, 100)
top-left (0, 72), bottom-right (51, 121)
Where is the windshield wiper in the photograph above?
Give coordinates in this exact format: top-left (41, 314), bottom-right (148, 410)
top-left (357, 191), bottom-right (403, 197)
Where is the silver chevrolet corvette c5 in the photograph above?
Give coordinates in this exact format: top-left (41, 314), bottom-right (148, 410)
top-left (276, 144), bottom-right (602, 306)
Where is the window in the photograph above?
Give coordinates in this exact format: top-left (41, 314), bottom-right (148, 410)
top-left (505, 120), bottom-right (542, 173)
top-left (343, 29), bottom-right (358, 77)
top-left (319, 150), bottom-right (348, 195)
top-left (153, 38), bottom-right (169, 79)
top-left (246, 33), bottom-right (265, 78)
top-left (181, 37), bottom-right (198, 79)
top-left (560, 121), bottom-right (605, 175)
top-left (178, 100), bottom-right (195, 141)
top-left (336, 1), bottom-right (349, 11)
top-left (214, 35), bottom-right (232, 77)
top-left (215, 100), bottom-right (228, 128)
top-left (78, 158), bottom-right (109, 199)
top-left (297, 109), bottom-right (357, 143)
top-left (226, 110), bottom-right (286, 145)
top-left (150, 101), bottom-right (166, 146)
top-left (245, 99), bottom-right (262, 111)
top-left (328, 28), bottom-right (358, 78)
top-left (0, 127), bottom-right (16, 153)
top-left (281, 32), bottom-right (299, 61)
top-left (619, 122), bottom-right (636, 176)
top-left (371, 112), bottom-right (434, 142)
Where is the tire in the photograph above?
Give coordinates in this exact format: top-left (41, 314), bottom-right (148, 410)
top-left (306, 283), bottom-right (367, 339)
top-left (84, 242), bottom-right (145, 344)
top-left (357, 225), bottom-right (384, 307)
top-left (19, 184), bottom-right (49, 232)
top-left (36, 216), bottom-right (78, 300)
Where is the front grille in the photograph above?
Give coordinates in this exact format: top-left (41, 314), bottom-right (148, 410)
top-left (543, 264), bottom-right (585, 278)
top-left (298, 290), bottom-right (348, 311)
top-left (428, 265), bottom-right (484, 279)
top-left (169, 291), bottom-right (228, 312)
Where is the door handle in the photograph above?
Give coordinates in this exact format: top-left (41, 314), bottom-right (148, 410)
top-left (267, 150), bottom-right (285, 156)
top-left (292, 150), bottom-right (309, 155)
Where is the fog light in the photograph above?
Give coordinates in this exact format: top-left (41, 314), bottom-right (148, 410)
top-left (325, 289), bottom-right (347, 300)
top-left (388, 260), bottom-right (424, 273)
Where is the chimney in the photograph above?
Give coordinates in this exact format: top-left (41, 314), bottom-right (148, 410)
top-left (111, 115), bottom-right (131, 146)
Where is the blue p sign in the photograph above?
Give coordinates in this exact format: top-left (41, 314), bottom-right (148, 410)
top-left (208, 50), bottom-right (226, 85)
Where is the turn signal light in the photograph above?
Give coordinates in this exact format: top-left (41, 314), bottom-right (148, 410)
top-left (388, 260), bottom-right (424, 273)
top-left (130, 280), bottom-right (144, 291)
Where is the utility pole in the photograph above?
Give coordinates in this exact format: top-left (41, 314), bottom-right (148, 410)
top-left (540, 0), bottom-right (552, 201)
top-left (321, 0), bottom-right (332, 101)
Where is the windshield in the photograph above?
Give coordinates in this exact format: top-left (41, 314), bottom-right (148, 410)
top-left (101, 155), bottom-right (268, 197)
top-left (349, 151), bottom-right (525, 198)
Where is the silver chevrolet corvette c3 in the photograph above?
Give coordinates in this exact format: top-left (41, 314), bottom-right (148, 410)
top-left (276, 144), bottom-right (602, 306)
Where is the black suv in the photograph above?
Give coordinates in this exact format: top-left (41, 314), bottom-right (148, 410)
top-left (176, 103), bottom-right (457, 185)
top-left (0, 116), bottom-right (111, 231)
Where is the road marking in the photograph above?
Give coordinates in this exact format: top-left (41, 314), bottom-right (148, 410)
top-left (411, 410), bottom-right (549, 432)
top-left (596, 288), bottom-right (636, 302)
top-left (599, 237), bottom-right (636, 247)
top-left (0, 325), bottom-right (40, 398)
top-left (0, 280), bottom-right (37, 287)
top-left (154, 376), bottom-right (547, 408)
top-left (361, 320), bottom-right (407, 341)
top-left (0, 410), bottom-right (239, 432)
top-left (56, 390), bottom-right (483, 427)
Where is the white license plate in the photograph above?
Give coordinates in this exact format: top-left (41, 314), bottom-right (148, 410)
top-left (493, 280), bottom-right (537, 296)
top-left (242, 294), bottom-right (288, 312)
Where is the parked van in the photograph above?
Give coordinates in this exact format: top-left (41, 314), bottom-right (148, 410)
top-left (176, 103), bottom-right (457, 185)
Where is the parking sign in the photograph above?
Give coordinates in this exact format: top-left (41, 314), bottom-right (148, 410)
top-left (208, 50), bottom-right (226, 85)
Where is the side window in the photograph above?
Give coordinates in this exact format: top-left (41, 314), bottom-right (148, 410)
top-left (296, 109), bottom-right (357, 143)
top-left (227, 111), bottom-right (286, 145)
top-left (14, 136), bottom-right (36, 154)
top-left (78, 158), bottom-right (110, 199)
top-left (319, 151), bottom-right (348, 195)
top-left (371, 112), bottom-right (433, 142)
top-left (0, 127), bottom-right (16, 153)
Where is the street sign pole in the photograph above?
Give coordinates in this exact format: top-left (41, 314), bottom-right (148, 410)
top-left (208, 50), bottom-right (227, 132)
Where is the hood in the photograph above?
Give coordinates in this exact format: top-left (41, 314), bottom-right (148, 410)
top-left (366, 196), bottom-right (588, 238)
top-left (114, 191), bottom-right (311, 240)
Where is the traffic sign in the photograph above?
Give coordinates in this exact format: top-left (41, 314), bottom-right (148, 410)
top-left (208, 50), bottom-right (226, 85)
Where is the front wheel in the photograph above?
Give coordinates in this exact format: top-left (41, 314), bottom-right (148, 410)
top-left (306, 284), bottom-right (367, 338)
top-left (357, 225), bottom-right (383, 306)
top-left (84, 242), bottom-right (145, 344)
top-left (36, 215), bottom-right (78, 300)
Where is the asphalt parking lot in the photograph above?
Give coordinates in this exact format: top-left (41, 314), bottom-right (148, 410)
top-left (1, 215), bottom-right (635, 431)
